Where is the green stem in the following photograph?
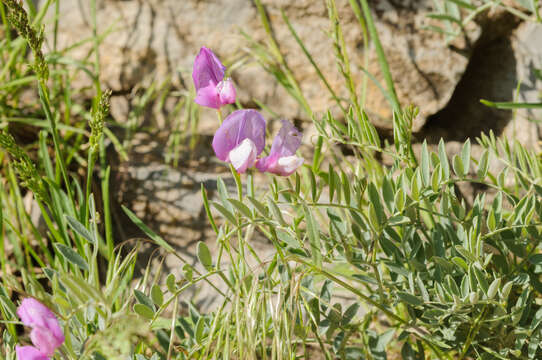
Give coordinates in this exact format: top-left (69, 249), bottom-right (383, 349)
top-left (481, 222), bottom-right (542, 241)
top-left (459, 305), bottom-right (487, 359)
top-left (166, 294), bottom-right (179, 360)
top-left (38, 81), bottom-right (74, 205)
top-left (327, 0), bottom-right (361, 120)
top-left (53, 0), bottom-right (59, 53)
top-left (0, 189), bottom-right (6, 288)
top-left (358, 0), bottom-right (400, 113)
top-left (371, 235), bottom-right (386, 302)
top-left (312, 136), bottom-right (323, 172)
top-left (24, 0), bottom-right (37, 17)
top-left (348, 0), bottom-right (370, 107)
top-left (0, 2), bottom-right (11, 45)
top-left (84, 150), bottom-right (97, 226)
top-left (102, 166), bottom-right (113, 259)
top-left (281, 9), bottom-right (345, 114)
top-left (90, 0), bottom-right (101, 84)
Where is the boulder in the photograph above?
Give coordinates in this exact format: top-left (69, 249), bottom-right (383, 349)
top-left (48, 0), bottom-right (467, 131)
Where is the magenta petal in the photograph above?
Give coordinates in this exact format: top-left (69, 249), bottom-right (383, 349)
top-left (270, 120), bottom-right (302, 158)
top-left (17, 298), bottom-right (64, 348)
top-left (30, 326), bottom-right (63, 357)
top-left (255, 154), bottom-right (277, 173)
top-left (192, 47), bottom-right (237, 109)
top-left (217, 79), bottom-right (236, 106)
top-left (44, 317), bottom-right (64, 346)
top-left (256, 120), bottom-right (302, 174)
top-left (15, 346), bottom-right (50, 360)
top-left (212, 109), bottom-right (266, 161)
top-left (194, 84), bottom-right (220, 109)
top-left (192, 47), bottom-right (225, 91)
top-left (17, 299), bottom-right (56, 329)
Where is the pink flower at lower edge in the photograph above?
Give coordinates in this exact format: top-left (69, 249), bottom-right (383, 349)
top-left (16, 346), bottom-right (50, 360)
top-left (256, 120), bottom-right (304, 176)
top-left (16, 298), bottom-right (64, 358)
top-left (193, 46), bottom-right (236, 109)
top-left (30, 326), bottom-right (62, 357)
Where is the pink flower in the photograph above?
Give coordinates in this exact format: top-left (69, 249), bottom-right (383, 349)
top-left (16, 346), bottom-right (50, 360)
top-left (256, 120), bottom-right (303, 176)
top-left (16, 298), bottom-right (64, 358)
top-left (29, 326), bottom-right (62, 357)
top-left (212, 109), bottom-right (266, 173)
top-left (193, 47), bottom-right (236, 109)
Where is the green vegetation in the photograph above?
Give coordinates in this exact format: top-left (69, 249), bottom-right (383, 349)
top-left (1, 0), bottom-right (542, 359)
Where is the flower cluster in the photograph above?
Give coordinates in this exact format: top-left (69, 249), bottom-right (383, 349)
top-left (16, 298), bottom-right (64, 360)
top-left (193, 47), bottom-right (303, 176)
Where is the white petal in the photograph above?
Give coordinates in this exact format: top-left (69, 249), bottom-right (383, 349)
top-left (228, 138), bottom-right (257, 173)
top-left (276, 156), bottom-right (304, 175)
top-left (217, 78), bottom-right (236, 105)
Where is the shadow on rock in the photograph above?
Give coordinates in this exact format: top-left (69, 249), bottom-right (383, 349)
top-left (421, 11), bottom-right (521, 143)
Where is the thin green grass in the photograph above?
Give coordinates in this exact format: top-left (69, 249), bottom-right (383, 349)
top-left (2, 0), bottom-right (542, 359)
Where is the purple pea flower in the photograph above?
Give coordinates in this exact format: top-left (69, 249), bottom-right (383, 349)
top-left (193, 46), bottom-right (236, 109)
top-left (15, 346), bottom-right (49, 360)
top-left (212, 109), bottom-right (266, 173)
top-left (256, 120), bottom-right (304, 176)
top-left (16, 298), bottom-right (64, 359)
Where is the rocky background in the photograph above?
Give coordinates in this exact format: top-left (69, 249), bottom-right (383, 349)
top-left (43, 0), bottom-right (542, 308)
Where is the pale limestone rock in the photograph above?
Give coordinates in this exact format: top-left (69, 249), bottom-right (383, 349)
top-left (47, 0), bottom-right (466, 130)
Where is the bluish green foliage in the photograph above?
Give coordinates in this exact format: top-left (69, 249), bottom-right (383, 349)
top-left (2, 0), bottom-right (542, 359)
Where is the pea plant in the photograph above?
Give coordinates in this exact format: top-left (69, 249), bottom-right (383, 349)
top-left (1, 0), bottom-right (542, 359)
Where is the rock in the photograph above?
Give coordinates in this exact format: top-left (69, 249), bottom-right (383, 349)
top-left (421, 10), bottom-right (521, 142)
top-left (46, 0), bottom-right (467, 132)
top-left (420, 14), bottom-right (542, 147)
top-left (502, 20), bottom-right (542, 150)
top-left (43, 1), bottom-right (542, 142)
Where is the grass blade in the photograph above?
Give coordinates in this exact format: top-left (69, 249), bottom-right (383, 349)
top-left (122, 205), bottom-right (175, 253)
